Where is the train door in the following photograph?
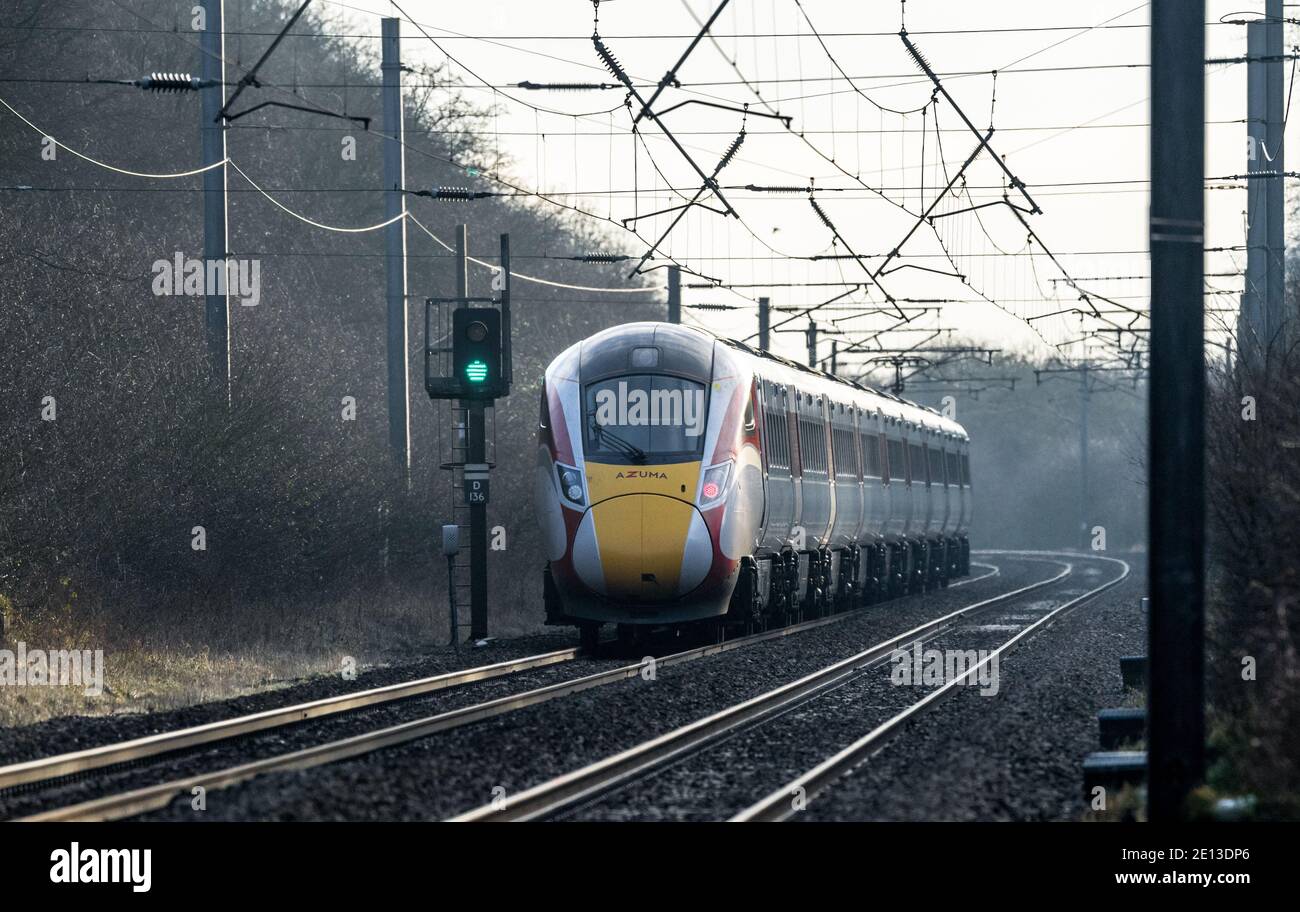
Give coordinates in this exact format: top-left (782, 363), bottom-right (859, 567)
top-left (960, 445), bottom-right (973, 533)
top-left (861, 415), bottom-right (885, 539)
top-left (945, 446), bottom-right (961, 537)
top-left (884, 427), bottom-right (906, 539)
top-left (848, 405), bottom-right (867, 542)
top-left (797, 391), bottom-right (832, 546)
top-left (787, 385), bottom-right (803, 547)
top-left (829, 402), bottom-right (861, 547)
top-left (901, 429), bottom-right (917, 537)
top-left (926, 436), bottom-right (947, 538)
top-left (758, 379), bottom-right (795, 552)
top-left (912, 436), bottom-right (930, 537)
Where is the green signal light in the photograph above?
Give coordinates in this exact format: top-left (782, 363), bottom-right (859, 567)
top-left (465, 359), bottom-right (489, 383)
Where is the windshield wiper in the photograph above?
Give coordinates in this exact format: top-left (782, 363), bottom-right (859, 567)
top-left (590, 421), bottom-right (648, 463)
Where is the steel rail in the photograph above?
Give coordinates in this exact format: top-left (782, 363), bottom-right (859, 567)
top-left (451, 559), bottom-right (1070, 822)
top-left (731, 555), bottom-right (1132, 822)
top-left (0, 648), bottom-right (579, 792)
top-left (16, 562), bottom-right (1002, 822)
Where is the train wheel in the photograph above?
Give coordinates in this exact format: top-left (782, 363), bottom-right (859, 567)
top-left (579, 622), bottom-right (601, 655)
top-left (616, 623), bottom-right (636, 653)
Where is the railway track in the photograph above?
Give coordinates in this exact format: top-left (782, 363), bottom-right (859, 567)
top-left (7, 562), bottom-right (1001, 822)
top-left (732, 554), bottom-right (1130, 821)
top-left (453, 553), bottom-right (1128, 822)
top-left (0, 648), bottom-right (579, 793)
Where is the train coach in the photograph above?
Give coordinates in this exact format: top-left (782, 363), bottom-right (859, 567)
top-left (534, 322), bottom-right (972, 649)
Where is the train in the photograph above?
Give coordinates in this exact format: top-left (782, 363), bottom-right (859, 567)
top-left (534, 321), bottom-right (973, 650)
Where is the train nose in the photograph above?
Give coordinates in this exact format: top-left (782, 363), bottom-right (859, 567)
top-left (572, 494), bottom-right (712, 601)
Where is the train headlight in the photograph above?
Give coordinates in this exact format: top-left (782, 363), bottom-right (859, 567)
top-left (699, 460), bottom-right (732, 508)
top-left (556, 463), bottom-right (585, 506)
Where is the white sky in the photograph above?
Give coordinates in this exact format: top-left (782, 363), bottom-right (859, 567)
top-left (307, 0), bottom-right (1294, 381)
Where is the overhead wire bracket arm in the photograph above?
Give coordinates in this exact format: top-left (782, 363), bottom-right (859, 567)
top-left (218, 0), bottom-right (312, 121)
top-left (899, 29), bottom-right (1042, 215)
top-left (593, 34), bottom-right (737, 216)
top-left (631, 0), bottom-right (732, 126)
top-left (654, 98), bottom-right (791, 125)
top-left (630, 129), bottom-right (747, 275)
top-left (223, 100), bottom-right (370, 128)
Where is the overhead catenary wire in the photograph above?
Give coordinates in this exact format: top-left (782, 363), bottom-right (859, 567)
top-left (7, 0), bottom-right (1244, 363)
top-left (0, 93), bottom-right (228, 179)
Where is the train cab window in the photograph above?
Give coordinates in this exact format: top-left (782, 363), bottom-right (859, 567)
top-left (538, 380), bottom-right (548, 429)
top-left (584, 374), bottom-right (706, 463)
top-left (744, 392), bottom-right (756, 433)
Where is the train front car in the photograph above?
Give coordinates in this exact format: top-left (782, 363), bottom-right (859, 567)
top-left (536, 323), bottom-right (762, 646)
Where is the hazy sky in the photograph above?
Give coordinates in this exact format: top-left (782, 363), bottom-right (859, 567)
top-left (294, 0), bottom-right (1293, 380)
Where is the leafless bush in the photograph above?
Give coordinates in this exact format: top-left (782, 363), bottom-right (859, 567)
top-left (0, 0), bottom-right (659, 650)
top-left (1205, 336), bottom-right (1300, 814)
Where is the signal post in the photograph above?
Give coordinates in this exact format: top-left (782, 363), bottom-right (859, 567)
top-left (425, 227), bottom-right (512, 642)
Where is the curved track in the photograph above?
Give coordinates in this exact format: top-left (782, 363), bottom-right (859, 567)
top-left (454, 553), bottom-right (1127, 822)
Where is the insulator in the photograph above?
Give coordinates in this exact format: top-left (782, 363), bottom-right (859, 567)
top-left (593, 38), bottom-right (632, 87)
top-left (902, 38), bottom-right (933, 76)
top-left (743, 184), bottom-right (812, 194)
top-left (430, 186), bottom-right (485, 201)
top-left (517, 81), bottom-right (615, 91)
top-left (809, 198), bottom-right (836, 232)
top-left (716, 131), bottom-right (746, 171)
top-left (574, 253), bottom-right (628, 263)
top-left (137, 72), bottom-right (201, 93)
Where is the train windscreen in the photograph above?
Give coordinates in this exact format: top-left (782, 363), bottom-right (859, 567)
top-left (584, 374), bottom-right (708, 463)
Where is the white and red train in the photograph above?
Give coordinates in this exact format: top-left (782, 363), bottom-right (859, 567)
top-left (535, 322), bottom-right (972, 647)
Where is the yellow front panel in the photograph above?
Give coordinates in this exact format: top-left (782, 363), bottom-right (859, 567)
top-left (584, 461), bottom-right (701, 505)
top-left (589, 494), bottom-right (697, 600)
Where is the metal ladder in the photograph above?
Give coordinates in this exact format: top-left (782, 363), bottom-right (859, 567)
top-left (441, 399), bottom-right (495, 644)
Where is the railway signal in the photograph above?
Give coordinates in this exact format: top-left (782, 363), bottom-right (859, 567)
top-left (452, 309), bottom-right (505, 399)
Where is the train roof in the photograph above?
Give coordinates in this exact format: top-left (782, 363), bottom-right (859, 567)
top-left (716, 334), bottom-right (968, 441)
top-left (566, 322), bottom-right (968, 441)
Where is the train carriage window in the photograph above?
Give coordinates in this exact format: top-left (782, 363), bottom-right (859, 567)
top-left (833, 427), bottom-right (858, 479)
top-left (928, 446), bottom-right (945, 486)
top-left (744, 389), bottom-right (756, 433)
top-left (886, 438), bottom-right (905, 484)
top-left (798, 417), bottom-right (827, 475)
top-left (947, 451), bottom-right (961, 487)
top-left (909, 443), bottom-right (926, 485)
top-left (962, 452), bottom-right (971, 486)
top-left (860, 431), bottom-right (881, 478)
top-left (764, 406), bottom-right (789, 470)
